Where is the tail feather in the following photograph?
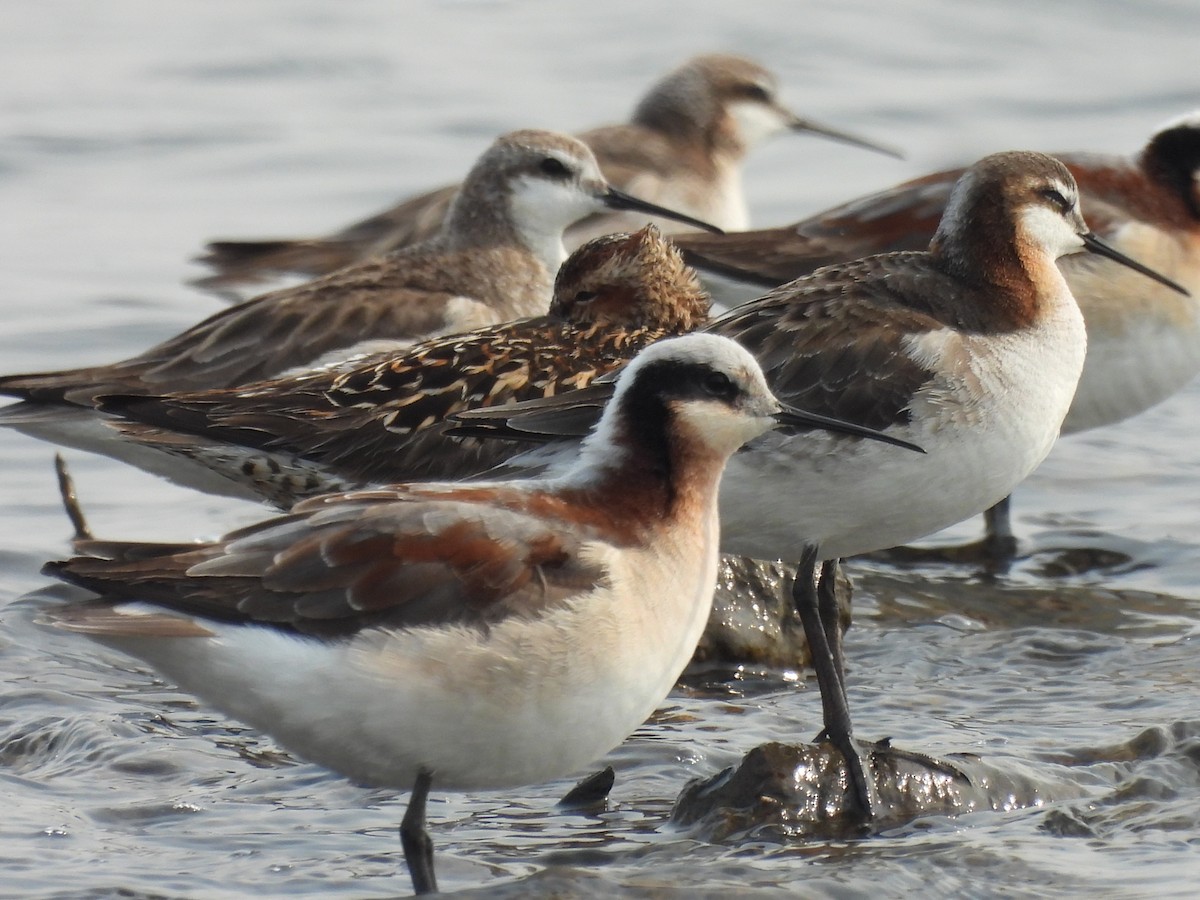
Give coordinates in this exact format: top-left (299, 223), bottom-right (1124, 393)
top-left (189, 184), bottom-right (460, 295)
top-left (0, 369), bottom-right (121, 405)
top-left (37, 595), bottom-right (216, 638)
top-left (56, 539), bottom-right (208, 563)
top-left (190, 239), bottom-right (362, 294)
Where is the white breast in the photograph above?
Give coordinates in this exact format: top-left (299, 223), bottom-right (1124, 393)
top-left (716, 289), bottom-right (1087, 561)
top-left (91, 512), bottom-right (720, 793)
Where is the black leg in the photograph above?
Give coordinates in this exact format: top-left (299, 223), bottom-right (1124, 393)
top-left (982, 495), bottom-right (1018, 563)
top-left (863, 496), bottom-right (1019, 572)
top-left (400, 769), bottom-right (438, 895)
top-left (792, 548), bottom-right (874, 820)
top-left (817, 558), bottom-right (845, 684)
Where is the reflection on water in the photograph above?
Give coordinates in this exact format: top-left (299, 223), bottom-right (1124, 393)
top-left (2, 0), bottom-right (1199, 896)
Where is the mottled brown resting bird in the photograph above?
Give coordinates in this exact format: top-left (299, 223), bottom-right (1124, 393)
top-left (0, 131), bottom-right (720, 459)
top-left (33, 226), bottom-right (713, 507)
top-left (676, 113), bottom-right (1200, 550)
top-left (191, 53), bottom-right (899, 295)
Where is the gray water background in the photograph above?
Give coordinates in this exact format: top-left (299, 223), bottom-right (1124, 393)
top-left (0, 1), bottom-right (1198, 896)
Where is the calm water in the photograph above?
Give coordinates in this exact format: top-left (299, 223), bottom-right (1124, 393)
top-left (1, 1), bottom-right (1199, 896)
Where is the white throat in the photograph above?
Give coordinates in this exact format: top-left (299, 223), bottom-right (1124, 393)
top-left (1018, 203), bottom-right (1085, 261)
top-left (508, 176), bottom-right (594, 270)
top-left (727, 100), bottom-right (790, 152)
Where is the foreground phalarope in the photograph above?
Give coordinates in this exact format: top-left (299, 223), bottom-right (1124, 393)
top-left (40, 332), bottom-right (906, 896)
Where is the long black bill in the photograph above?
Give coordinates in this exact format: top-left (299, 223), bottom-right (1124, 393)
top-left (788, 113), bottom-right (904, 160)
top-left (602, 188), bottom-right (724, 234)
top-left (1081, 232), bottom-right (1189, 296)
top-left (773, 404), bottom-right (925, 453)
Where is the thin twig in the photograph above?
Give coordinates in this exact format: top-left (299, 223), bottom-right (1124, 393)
top-left (53, 453), bottom-right (93, 542)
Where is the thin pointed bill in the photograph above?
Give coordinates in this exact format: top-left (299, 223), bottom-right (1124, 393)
top-left (772, 404), bottom-right (925, 453)
top-left (787, 113), bottom-right (904, 160)
top-left (1080, 232), bottom-right (1189, 296)
top-left (602, 188), bottom-right (724, 234)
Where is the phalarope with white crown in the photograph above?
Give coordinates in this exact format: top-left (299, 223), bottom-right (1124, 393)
top-left (192, 53), bottom-right (900, 295)
top-left (452, 151), bottom-right (1189, 819)
top-left (677, 114), bottom-right (1200, 554)
top-left (39, 333), bottom-right (907, 896)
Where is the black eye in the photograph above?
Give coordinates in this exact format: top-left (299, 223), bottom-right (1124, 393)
top-left (539, 157), bottom-right (571, 179)
top-left (574, 290), bottom-right (598, 303)
top-left (1041, 188), bottom-right (1072, 212)
top-left (738, 83), bottom-right (772, 103)
top-left (703, 371), bottom-right (735, 398)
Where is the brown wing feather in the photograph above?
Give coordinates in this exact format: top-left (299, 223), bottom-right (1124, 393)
top-left (676, 169), bottom-right (959, 285)
top-left (708, 253), bottom-right (980, 431)
top-left (192, 184), bottom-right (461, 290)
top-left (452, 254), bottom-right (970, 441)
top-left (190, 240), bottom-right (364, 295)
top-left (45, 488), bottom-right (609, 638)
top-left (324, 184), bottom-right (459, 254)
top-left (2, 243), bottom-right (550, 405)
top-left (580, 123), bottom-right (690, 184)
top-left (100, 319), bottom-right (668, 487)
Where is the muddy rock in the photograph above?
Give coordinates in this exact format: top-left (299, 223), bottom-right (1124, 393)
top-left (690, 556), bottom-right (851, 670)
top-left (672, 740), bottom-right (1060, 841)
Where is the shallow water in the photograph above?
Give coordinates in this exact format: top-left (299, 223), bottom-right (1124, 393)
top-left (1, 1), bottom-right (1199, 896)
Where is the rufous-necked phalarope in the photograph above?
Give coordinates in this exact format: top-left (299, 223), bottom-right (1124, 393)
top-left (677, 114), bottom-right (1200, 554)
top-left (451, 150), bottom-right (1189, 820)
top-left (39, 332), bottom-right (908, 896)
top-left (192, 53), bottom-right (899, 295)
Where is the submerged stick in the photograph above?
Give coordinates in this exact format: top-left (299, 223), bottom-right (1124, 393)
top-left (53, 453), bottom-right (93, 543)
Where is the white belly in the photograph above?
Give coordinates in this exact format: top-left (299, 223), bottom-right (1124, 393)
top-left (718, 304), bottom-right (1087, 560)
top-left (91, 520), bottom-right (719, 792)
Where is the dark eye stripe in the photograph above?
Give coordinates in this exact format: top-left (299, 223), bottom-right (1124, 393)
top-left (738, 84), bottom-right (772, 103)
top-left (539, 157), bottom-right (571, 179)
top-left (703, 371), bottom-right (736, 399)
top-left (1040, 187), bottom-right (1072, 212)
